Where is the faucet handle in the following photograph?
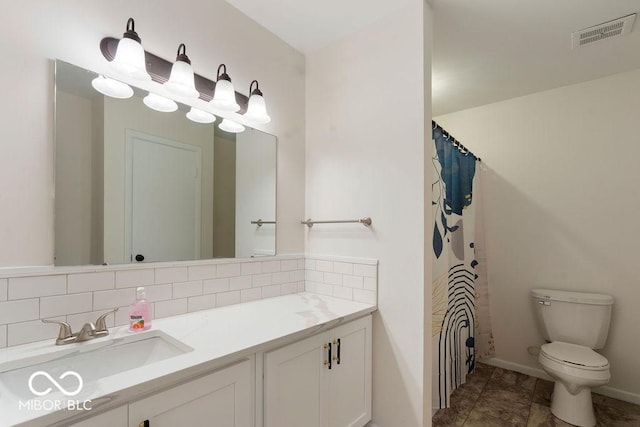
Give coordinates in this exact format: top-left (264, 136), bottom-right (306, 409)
top-left (42, 319), bottom-right (74, 343)
top-left (95, 308), bottom-right (119, 332)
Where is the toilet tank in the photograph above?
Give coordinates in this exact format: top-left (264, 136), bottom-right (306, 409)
top-left (531, 288), bottom-right (613, 349)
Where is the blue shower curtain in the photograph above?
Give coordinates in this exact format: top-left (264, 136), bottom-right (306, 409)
top-left (431, 123), bottom-right (486, 408)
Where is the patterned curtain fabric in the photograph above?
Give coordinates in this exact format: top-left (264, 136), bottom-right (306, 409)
top-left (431, 124), bottom-right (493, 408)
top-left (472, 168), bottom-right (495, 362)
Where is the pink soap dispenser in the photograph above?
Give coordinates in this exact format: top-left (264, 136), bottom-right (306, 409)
top-left (129, 286), bottom-right (151, 331)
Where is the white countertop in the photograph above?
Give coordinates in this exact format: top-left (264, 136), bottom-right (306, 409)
top-left (0, 292), bottom-right (376, 427)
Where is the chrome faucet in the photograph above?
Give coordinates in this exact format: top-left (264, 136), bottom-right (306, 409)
top-left (42, 308), bottom-right (119, 345)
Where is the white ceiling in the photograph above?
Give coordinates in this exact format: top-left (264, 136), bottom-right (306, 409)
top-left (225, 0), bottom-right (415, 53)
top-left (226, 0), bottom-right (640, 116)
top-left (432, 0), bottom-right (640, 115)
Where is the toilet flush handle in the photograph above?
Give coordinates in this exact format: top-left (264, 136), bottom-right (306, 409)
top-left (538, 300), bottom-right (551, 306)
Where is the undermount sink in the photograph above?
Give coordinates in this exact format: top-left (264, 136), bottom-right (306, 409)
top-left (0, 330), bottom-right (192, 400)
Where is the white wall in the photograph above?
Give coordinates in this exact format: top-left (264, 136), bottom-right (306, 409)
top-left (436, 68), bottom-right (640, 400)
top-left (423, 4), bottom-right (433, 420)
top-left (0, 0), bottom-right (305, 267)
top-left (305, 2), bottom-right (432, 425)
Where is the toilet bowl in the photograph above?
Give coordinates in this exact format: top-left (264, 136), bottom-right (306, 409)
top-left (531, 289), bottom-right (614, 427)
top-left (539, 342), bottom-right (610, 426)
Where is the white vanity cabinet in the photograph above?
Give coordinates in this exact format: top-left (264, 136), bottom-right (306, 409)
top-left (58, 314), bottom-right (373, 427)
top-left (128, 359), bottom-right (253, 427)
top-left (263, 315), bottom-right (372, 427)
top-left (325, 317), bottom-right (372, 427)
top-left (263, 330), bottom-right (326, 427)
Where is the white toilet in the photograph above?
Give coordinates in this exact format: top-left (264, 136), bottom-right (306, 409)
top-left (531, 289), bottom-right (613, 427)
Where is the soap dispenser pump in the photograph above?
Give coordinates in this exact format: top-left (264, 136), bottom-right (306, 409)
top-left (129, 286), bottom-right (151, 331)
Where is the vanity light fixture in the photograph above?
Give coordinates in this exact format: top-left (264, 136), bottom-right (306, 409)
top-left (110, 18), bottom-right (151, 81)
top-left (91, 75), bottom-right (134, 99)
top-left (244, 80), bottom-right (271, 124)
top-left (164, 44), bottom-right (200, 98)
top-left (211, 64), bottom-right (240, 112)
top-left (186, 107), bottom-right (216, 124)
top-left (218, 118), bottom-right (245, 133)
top-left (100, 21), bottom-right (274, 123)
top-left (143, 93), bottom-right (178, 112)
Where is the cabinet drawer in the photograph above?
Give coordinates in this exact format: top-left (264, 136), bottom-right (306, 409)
top-left (129, 359), bottom-right (253, 427)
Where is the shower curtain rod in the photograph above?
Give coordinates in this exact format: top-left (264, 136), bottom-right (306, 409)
top-left (432, 120), bottom-right (481, 162)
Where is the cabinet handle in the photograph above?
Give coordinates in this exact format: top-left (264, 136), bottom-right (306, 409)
top-left (139, 421), bottom-right (150, 427)
top-left (333, 338), bottom-right (341, 365)
top-left (323, 342), bottom-right (332, 369)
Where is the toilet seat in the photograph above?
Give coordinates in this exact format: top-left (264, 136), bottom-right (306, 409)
top-left (541, 342), bottom-right (609, 371)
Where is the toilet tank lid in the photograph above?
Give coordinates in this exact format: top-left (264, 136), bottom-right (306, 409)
top-left (531, 289), bottom-right (613, 305)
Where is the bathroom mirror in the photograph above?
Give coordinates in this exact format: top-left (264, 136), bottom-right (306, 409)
top-left (54, 60), bottom-right (276, 266)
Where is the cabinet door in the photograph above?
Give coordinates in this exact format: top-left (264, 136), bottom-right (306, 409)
top-left (68, 405), bottom-right (127, 427)
top-left (128, 359), bottom-right (252, 427)
top-left (327, 315), bottom-right (372, 427)
top-left (264, 332), bottom-right (328, 427)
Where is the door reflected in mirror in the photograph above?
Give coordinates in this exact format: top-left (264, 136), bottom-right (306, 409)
top-left (54, 61), bottom-right (276, 266)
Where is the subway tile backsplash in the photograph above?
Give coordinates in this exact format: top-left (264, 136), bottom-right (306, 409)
top-left (304, 256), bottom-right (378, 304)
top-left (0, 299), bottom-right (40, 324)
top-left (0, 324), bottom-right (7, 348)
top-left (0, 279), bottom-right (8, 301)
top-left (8, 275), bottom-right (66, 299)
top-left (67, 272), bottom-right (114, 293)
top-left (154, 266), bottom-right (188, 284)
top-left (0, 255), bottom-right (377, 348)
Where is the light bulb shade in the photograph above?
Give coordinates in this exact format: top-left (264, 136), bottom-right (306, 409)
top-left (143, 93), bottom-right (178, 112)
top-left (244, 93), bottom-right (271, 124)
top-left (186, 107), bottom-right (216, 124)
top-left (211, 79), bottom-right (240, 112)
top-left (218, 118), bottom-right (245, 133)
top-left (111, 37), bottom-right (151, 81)
top-left (91, 75), bottom-right (133, 99)
top-left (164, 45), bottom-right (200, 98)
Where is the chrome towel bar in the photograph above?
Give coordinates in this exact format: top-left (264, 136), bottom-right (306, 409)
top-left (301, 217), bottom-right (372, 228)
top-left (251, 219), bottom-right (276, 227)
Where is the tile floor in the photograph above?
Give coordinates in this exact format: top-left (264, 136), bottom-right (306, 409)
top-left (432, 362), bottom-right (640, 426)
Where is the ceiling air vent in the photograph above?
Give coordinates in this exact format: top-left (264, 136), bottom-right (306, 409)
top-left (571, 14), bottom-right (636, 49)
